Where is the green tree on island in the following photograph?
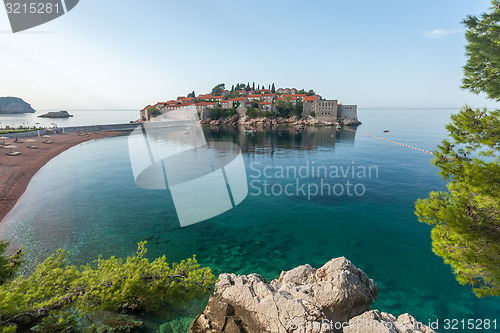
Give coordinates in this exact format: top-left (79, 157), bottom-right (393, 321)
top-left (147, 106), bottom-right (161, 118)
top-left (415, 0), bottom-right (500, 297)
top-left (211, 83), bottom-right (225, 96)
top-left (0, 241), bottom-right (215, 331)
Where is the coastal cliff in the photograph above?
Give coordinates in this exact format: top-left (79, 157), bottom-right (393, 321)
top-left (191, 257), bottom-right (435, 333)
top-left (0, 97), bottom-right (36, 114)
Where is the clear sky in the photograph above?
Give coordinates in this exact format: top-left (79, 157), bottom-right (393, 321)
top-left (0, 0), bottom-right (498, 110)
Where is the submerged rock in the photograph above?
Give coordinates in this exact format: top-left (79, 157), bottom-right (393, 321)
top-left (191, 257), bottom-right (435, 333)
top-left (38, 110), bottom-right (73, 118)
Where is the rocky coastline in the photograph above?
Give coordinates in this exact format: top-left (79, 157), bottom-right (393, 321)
top-left (200, 115), bottom-right (361, 127)
top-left (190, 257), bottom-right (435, 333)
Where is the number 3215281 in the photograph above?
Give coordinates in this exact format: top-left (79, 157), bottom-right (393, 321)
top-left (5, 2), bottom-right (61, 14)
top-left (443, 319), bottom-right (497, 330)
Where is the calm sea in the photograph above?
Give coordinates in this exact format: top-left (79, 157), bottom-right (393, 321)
top-left (0, 110), bottom-right (139, 128)
top-left (1, 108), bottom-right (498, 330)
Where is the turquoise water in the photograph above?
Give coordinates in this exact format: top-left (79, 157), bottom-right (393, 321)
top-left (1, 108), bottom-right (499, 330)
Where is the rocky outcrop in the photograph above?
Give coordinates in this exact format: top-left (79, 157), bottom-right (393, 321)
top-left (203, 115), bottom-right (338, 127)
top-left (338, 117), bottom-right (361, 126)
top-left (0, 97), bottom-right (36, 114)
top-left (38, 110), bottom-right (73, 118)
top-left (191, 258), bottom-right (435, 333)
top-left (344, 310), bottom-right (435, 333)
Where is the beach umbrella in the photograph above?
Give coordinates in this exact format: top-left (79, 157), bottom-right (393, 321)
top-left (4, 145), bottom-right (17, 153)
top-left (26, 139), bottom-right (36, 148)
top-left (0, 136), bottom-right (8, 145)
top-left (42, 135), bottom-right (51, 143)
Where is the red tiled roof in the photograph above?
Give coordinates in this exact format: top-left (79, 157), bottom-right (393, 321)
top-left (165, 102), bottom-right (194, 108)
top-left (304, 96), bottom-right (319, 101)
top-left (247, 94), bottom-right (261, 98)
top-left (278, 95), bottom-right (297, 100)
top-left (229, 97), bottom-right (247, 102)
top-left (291, 94), bottom-right (306, 97)
top-left (259, 102), bottom-right (272, 105)
top-left (197, 95), bottom-right (223, 100)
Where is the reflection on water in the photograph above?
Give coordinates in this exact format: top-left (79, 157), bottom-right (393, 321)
top-left (203, 125), bottom-right (356, 154)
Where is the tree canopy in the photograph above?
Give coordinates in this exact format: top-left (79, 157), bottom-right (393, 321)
top-left (0, 242), bottom-right (215, 331)
top-left (0, 240), bottom-right (23, 286)
top-left (415, 1), bottom-right (500, 297)
top-left (211, 83), bottom-right (225, 96)
top-left (462, 0), bottom-right (500, 101)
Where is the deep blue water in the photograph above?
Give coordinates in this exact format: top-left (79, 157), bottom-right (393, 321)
top-left (1, 108), bottom-right (499, 331)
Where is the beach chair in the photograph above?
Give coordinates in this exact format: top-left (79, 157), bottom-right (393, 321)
top-left (6, 151), bottom-right (20, 156)
top-left (43, 141), bottom-right (53, 144)
top-left (28, 146), bottom-right (38, 149)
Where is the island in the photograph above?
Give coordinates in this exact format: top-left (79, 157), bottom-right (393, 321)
top-left (138, 83), bottom-right (361, 126)
top-left (38, 110), bottom-right (73, 118)
top-left (0, 97), bottom-right (36, 114)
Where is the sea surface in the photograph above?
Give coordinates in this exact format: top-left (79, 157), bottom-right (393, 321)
top-left (0, 109), bottom-right (138, 128)
top-left (1, 108), bottom-right (499, 331)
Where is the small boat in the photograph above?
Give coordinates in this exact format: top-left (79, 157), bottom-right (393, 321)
top-left (244, 128), bottom-right (255, 134)
top-left (383, 130), bottom-right (389, 133)
top-left (295, 125), bottom-right (305, 131)
top-left (336, 125), bottom-right (341, 131)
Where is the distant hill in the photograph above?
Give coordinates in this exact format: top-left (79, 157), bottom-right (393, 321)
top-left (0, 97), bottom-right (36, 114)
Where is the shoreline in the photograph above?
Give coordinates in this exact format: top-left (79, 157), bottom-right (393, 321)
top-left (0, 131), bottom-right (123, 223)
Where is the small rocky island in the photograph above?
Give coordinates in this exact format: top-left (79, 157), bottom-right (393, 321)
top-left (0, 97), bottom-right (36, 114)
top-left (191, 257), bottom-right (435, 333)
top-left (38, 110), bottom-right (73, 118)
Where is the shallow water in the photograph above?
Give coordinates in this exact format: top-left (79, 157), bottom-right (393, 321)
top-left (1, 108), bottom-right (499, 331)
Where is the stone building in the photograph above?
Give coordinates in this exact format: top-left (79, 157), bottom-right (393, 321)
top-left (276, 87), bottom-right (298, 94)
top-left (315, 99), bottom-right (338, 123)
top-left (302, 95), bottom-right (320, 117)
top-left (338, 104), bottom-right (359, 124)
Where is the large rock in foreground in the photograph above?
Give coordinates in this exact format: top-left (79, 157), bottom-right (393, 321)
top-left (0, 97), bottom-right (36, 114)
top-left (192, 257), bottom-right (378, 333)
top-left (191, 257), bottom-right (435, 333)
